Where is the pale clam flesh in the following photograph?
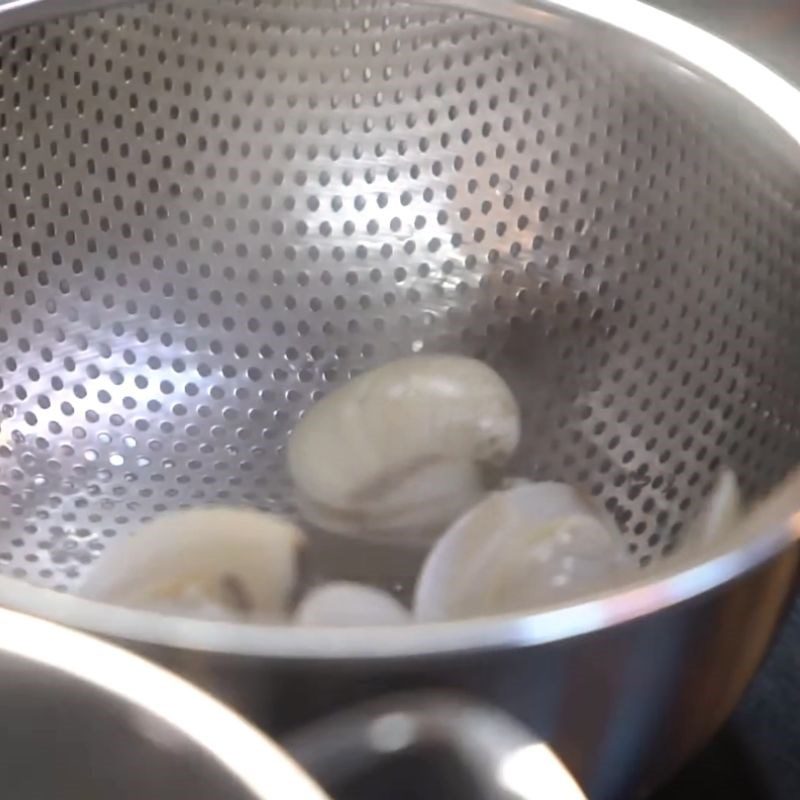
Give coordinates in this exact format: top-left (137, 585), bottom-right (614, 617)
top-left (687, 469), bottom-right (742, 547)
top-left (81, 507), bottom-right (305, 621)
top-left (414, 482), bottom-right (629, 620)
top-left (293, 581), bottom-right (409, 627)
top-left (288, 355), bottom-right (521, 543)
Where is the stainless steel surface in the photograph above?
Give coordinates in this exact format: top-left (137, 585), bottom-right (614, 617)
top-left (2, 606), bottom-right (574, 800)
top-left (286, 692), bottom-right (586, 800)
top-left (0, 0), bottom-right (798, 593)
top-left (657, 0), bottom-right (800, 79)
top-left (1, 1), bottom-right (800, 798)
top-left (0, 606), bottom-right (330, 800)
top-left (649, 4), bottom-right (800, 799)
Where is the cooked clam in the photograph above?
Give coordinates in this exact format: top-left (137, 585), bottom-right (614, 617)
top-left (293, 581), bottom-right (409, 627)
top-left (287, 355), bottom-right (521, 542)
top-left (689, 469), bottom-right (742, 546)
top-left (414, 482), bottom-right (628, 620)
top-left (81, 507), bottom-right (305, 620)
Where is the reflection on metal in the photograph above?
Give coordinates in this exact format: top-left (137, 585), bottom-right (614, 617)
top-left (0, 607), bottom-right (329, 800)
top-left (499, 743), bottom-right (587, 800)
top-left (286, 692), bottom-right (586, 799)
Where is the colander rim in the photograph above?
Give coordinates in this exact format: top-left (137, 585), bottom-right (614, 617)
top-left (0, 516), bottom-right (795, 658)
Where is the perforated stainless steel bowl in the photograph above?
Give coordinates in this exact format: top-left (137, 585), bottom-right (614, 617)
top-left (0, 0), bottom-right (797, 593)
top-left (1, 1), bottom-right (799, 798)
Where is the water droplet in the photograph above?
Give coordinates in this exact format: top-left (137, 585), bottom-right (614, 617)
top-left (411, 339), bottom-right (424, 353)
top-left (109, 453), bottom-right (124, 467)
top-left (83, 449), bottom-right (98, 462)
top-left (495, 179), bottom-right (514, 196)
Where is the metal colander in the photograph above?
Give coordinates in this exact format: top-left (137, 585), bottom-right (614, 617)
top-left (1, 0), bottom-right (800, 600)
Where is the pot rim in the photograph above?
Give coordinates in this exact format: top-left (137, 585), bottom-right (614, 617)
top-left (0, 607), bottom-right (330, 799)
top-left (1, 0), bottom-right (800, 659)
